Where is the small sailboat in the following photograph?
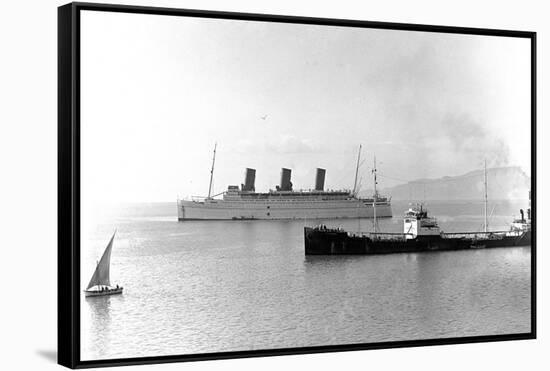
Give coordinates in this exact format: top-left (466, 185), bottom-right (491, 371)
top-left (84, 231), bottom-right (123, 297)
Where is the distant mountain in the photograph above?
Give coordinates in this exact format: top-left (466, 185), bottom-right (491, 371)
top-left (360, 166), bottom-right (530, 201)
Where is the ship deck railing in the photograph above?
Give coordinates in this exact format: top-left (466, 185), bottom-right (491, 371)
top-left (346, 230), bottom-right (525, 240)
top-left (348, 232), bottom-right (414, 241)
top-left (441, 230), bottom-right (522, 239)
top-left (221, 196), bottom-right (391, 203)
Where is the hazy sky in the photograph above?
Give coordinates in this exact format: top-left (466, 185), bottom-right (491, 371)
top-left (81, 10), bottom-right (531, 203)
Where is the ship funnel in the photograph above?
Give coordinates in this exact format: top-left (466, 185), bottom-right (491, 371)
top-left (280, 168), bottom-right (293, 191)
top-left (315, 168), bottom-right (326, 191)
top-left (242, 168), bottom-right (256, 192)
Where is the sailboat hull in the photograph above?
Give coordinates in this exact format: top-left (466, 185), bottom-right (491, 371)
top-left (84, 287), bottom-right (123, 297)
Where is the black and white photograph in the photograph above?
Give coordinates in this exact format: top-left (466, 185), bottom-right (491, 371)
top-left (61, 2), bottom-right (535, 367)
top-left (5, 0), bottom-right (550, 370)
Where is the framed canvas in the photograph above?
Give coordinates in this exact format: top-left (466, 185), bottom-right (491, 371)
top-left (58, 2), bottom-right (536, 368)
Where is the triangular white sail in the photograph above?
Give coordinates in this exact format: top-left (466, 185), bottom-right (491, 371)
top-left (86, 231), bottom-right (116, 290)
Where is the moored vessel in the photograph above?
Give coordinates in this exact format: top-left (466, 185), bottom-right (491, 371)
top-left (304, 162), bottom-right (531, 255)
top-left (304, 204), bottom-right (531, 255)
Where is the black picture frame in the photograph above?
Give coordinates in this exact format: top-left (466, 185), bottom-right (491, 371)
top-left (58, 2), bottom-right (537, 368)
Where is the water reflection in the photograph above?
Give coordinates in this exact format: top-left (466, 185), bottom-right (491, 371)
top-left (85, 294), bottom-right (127, 355)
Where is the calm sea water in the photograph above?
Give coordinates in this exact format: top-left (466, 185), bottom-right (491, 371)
top-left (80, 200), bottom-right (531, 360)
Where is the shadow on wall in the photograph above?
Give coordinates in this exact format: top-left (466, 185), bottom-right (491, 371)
top-left (36, 350), bottom-right (57, 363)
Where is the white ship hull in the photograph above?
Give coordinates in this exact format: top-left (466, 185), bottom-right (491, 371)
top-left (177, 199), bottom-right (392, 220)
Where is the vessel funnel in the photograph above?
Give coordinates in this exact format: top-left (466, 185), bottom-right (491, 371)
top-left (242, 168), bottom-right (256, 192)
top-left (280, 168), bottom-right (292, 191)
top-left (315, 168), bottom-right (326, 191)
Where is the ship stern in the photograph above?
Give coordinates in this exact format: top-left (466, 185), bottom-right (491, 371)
top-left (177, 199), bottom-right (185, 221)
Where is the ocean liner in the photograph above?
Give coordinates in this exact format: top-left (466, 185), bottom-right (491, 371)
top-left (177, 145), bottom-right (392, 221)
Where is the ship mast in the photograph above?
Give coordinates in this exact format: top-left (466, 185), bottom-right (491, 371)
top-left (372, 154), bottom-right (378, 234)
top-left (352, 145), bottom-right (362, 197)
top-left (207, 142), bottom-right (217, 199)
top-left (484, 159), bottom-right (488, 232)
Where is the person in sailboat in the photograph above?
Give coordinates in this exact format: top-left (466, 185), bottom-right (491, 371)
top-left (84, 231), bottom-right (124, 297)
